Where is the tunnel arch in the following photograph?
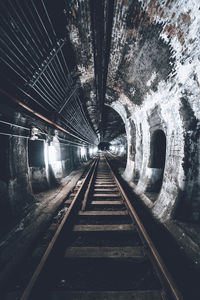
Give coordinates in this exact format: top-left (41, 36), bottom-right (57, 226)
top-left (106, 102), bottom-right (136, 181)
top-left (149, 130), bottom-right (166, 169)
top-left (48, 136), bottom-right (63, 179)
top-left (146, 129), bottom-right (166, 196)
top-left (28, 139), bottom-right (49, 193)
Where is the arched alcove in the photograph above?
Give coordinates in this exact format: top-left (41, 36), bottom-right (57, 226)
top-left (146, 130), bottom-right (166, 199)
top-left (28, 140), bottom-right (45, 168)
top-left (102, 104), bottom-right (127, 171)
top-left (28, 139), bottom-right (49, 193)
top-left (103, 105), bottom-right (126, 142)
top-left (150, 130), bottom-right (166, 169)
top-left (48, 137), bottom-right (63, 179)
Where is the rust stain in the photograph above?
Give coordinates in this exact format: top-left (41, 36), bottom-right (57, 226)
top-left (163, 24), bottom-right (169, 33)
top-left (181, 11), bottom-right (191, 24)
top-left (189, 38), bottom-right (196, 44)
top-left (168, 24), bottom-right (175, 36)
top-left (128, 28), bottom-right (137, 36)
top-left (177, 29), bottom-right (185, 45)
top-left (114, 86), bottom-right (121, 92)
top-left (160, 11), bottom-right (164, 18)
top-left (150, 16), bottom-right (154, 23)
top-left (72, 9), bottom-right (76, 18)
top-left (149, 0), bottom-right (155, 9)
top-left (139, 17), bottom-right (143, 27)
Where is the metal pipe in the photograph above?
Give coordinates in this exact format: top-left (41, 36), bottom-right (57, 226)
top-left (7, 80), bottom-right (48, 111)
top-left (0, 120), bottom-right (30, 131)
top-left (0, 89), bottom-right (94, 144)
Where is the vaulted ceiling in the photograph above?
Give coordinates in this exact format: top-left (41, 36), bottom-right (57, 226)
top-left (0, 0), bottom-right (175, 145)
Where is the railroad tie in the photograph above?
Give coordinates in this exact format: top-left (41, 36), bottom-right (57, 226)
top-left (64, 246), bottom-right (146, 260)
top-left (73, 224), bottom-right (134, 232)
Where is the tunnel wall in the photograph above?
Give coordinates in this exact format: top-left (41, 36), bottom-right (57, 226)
top-left (106, 0), bottom-right (200, 222)
top-left (109, 78), bottom-right (199, 222)
top-left (0, 107), bottom-right (91, 220)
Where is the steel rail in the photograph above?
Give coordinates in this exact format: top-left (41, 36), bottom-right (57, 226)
top-left (105, 156), bottom-right (184, 300)
top-left (20, 158), bottom-right (98, 300)
top-left (81, 157), bottom-right (99, 211)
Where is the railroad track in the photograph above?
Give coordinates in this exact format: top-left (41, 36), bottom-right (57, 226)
top-left (4, 156), bottom-right (183, 300)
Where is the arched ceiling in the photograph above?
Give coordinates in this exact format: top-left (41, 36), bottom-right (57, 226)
top-left (0, 0), bottom-right (178, 145)
top-left (102, 105), bottom-right (125, 142)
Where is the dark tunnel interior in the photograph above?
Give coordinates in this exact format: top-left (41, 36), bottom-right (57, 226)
top-left (0, 0), bottom-right (200, 298)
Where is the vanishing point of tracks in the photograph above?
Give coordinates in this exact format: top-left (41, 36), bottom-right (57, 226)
top-left (15, 156), bottom-right (183, 299)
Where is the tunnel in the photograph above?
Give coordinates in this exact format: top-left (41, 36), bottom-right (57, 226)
top-left (145, 129), bottom-right (167, 198)
top-left (0, 0), bottom-right (200, 299)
